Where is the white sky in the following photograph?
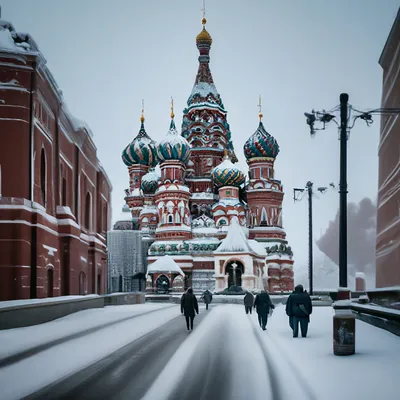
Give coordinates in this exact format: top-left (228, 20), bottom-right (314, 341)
top-left (2, 0), bottom-right (399, 267)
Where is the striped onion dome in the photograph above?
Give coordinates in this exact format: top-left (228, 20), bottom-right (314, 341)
top-left (122, 119), bottom-right (158, 167)
top-left (211, 156), bottom-right (245, 188)
top-left (243, 121), bottom-right (279, 160)
top-left (157, 119), bottom-right (191, 163)
top-left (141, 168), bottom-right (160, 194)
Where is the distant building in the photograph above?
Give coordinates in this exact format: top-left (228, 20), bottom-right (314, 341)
top-left (107, 205), bottom-right (151, 293)
top-left (0, 18), bottom-right (112, 300)
top-left (376, 8), bottom-right (400, 288)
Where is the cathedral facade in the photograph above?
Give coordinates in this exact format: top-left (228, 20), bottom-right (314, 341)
top-left (121, 18), bottom-right (294, 294)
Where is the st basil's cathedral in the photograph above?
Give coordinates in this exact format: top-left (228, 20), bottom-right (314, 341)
top-left (121, 17), bottom-right (294, 293)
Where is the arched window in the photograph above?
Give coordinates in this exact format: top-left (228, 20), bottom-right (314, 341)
top-left (40, 148), bottom-right (46, 206)
top-left (85, 192), bottom-right (91, 230)
top-left (168, 214), bottom-right (174, 223)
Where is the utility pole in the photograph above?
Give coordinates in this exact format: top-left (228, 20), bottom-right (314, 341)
top-left (339, 93), bottom-right (348, 288)
top-left (307, 181), bottom-right (313, 295)
top-left (294, 182), bottom-right (331, 295)
top-left (304, 95), bottom-right (400, 289)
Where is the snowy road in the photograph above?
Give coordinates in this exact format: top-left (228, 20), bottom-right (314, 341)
top-left (1, 304), bottom-right (398, 400)
top-left (26, 305), bottom-right (315, 400)
top-left (26, 308), bottom-right (211, 400)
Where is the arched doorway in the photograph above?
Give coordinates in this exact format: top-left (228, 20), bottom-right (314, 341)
top-left (156, 274), bottom-right (170, 294)
top-left (79, 271), bottom-right (86, 295)
top-left (226, 261), bottom-right (244, 288)
top-left (47, 268), bottom-right (54, 297)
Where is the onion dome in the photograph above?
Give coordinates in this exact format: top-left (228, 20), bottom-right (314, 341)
top-left (243, 121), bottom-right (280, 160)
top-left (211, 153), bottom-right (245, 188)
top-left (157, 106), bottom-right (191, 163)
top-left (141, 168), bottom-right (159, 194)
top-left (196, 18), bottom-right (212, 47)
top-left (122, 113), bottom-right (158, 167)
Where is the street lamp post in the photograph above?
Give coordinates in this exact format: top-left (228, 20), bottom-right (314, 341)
top-left (339, 94), bottom-right (349, 288)
top-left (294, 182), bottom-right (332, 295)
top-left (304, 95), bottom-right (400, 289)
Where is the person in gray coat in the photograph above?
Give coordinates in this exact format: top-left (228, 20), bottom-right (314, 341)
top-left (244, 291), bottom-right (254, 314)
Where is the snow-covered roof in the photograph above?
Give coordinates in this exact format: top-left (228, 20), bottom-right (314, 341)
top-left (147, 255), bottom-right (185, 276)
top-left (215, 217), bottom-right (250, 253)
top-left (248, 240), bottom-right (267, 256)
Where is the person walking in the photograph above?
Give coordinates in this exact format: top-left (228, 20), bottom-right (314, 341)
top-left (201, 289), bottom-right (213, 310)
top-left (285, 284), bottom-right (312, 338)
top-left (254, 290), bottom-right (275, 330)
top-left (181, 287), bottom-right (199, 331)
top-left (244, 291), bottom-right (254, 314)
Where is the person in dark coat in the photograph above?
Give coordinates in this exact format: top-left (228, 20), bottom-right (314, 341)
top-left (244, 291), bottom-right (254, 314)
top-left (254, 290), bottom-right (275, 330)
top-left (285, 284), bottom-right (312, 338)
top-left (181, 287), bottom-right (199, 330)
top-left (201, 289), bottom-right (213, 310)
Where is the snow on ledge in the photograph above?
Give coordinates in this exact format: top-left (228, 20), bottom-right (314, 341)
top-left (0, 295), bottom-right (100, 310)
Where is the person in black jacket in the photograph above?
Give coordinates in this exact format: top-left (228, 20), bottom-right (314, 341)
top-left (285, 284), bottom-right (312, 338)
top-left (244, 291), bottom-right (254, 314)
top-left (254, 290), bottom-right (275, 330)
top-left (201, 289), bottom-right (213, 310)
top-left (181, 287), bottom-right (199, 330)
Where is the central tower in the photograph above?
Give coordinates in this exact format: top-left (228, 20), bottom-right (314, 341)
top-left (182, 17), bottom-right (237, 219)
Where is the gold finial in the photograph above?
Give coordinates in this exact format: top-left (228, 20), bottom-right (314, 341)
top-left (170, 97), bottom-right (175, 119)
top-left (140, 99), bottom-right (145, 123)
top-left (201, 0), bottom-right (207, 25)
top-left (258, 95), bottom-right (263, 122)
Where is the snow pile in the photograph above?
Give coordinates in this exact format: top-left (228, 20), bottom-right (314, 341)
top-left (216, 217), bottom-right (250, 253)
top-left (147, 255), bottom-right (185, 276)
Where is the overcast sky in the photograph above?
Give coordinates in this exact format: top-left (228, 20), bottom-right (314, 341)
top-left (2, 0), bottom-right (399, 268)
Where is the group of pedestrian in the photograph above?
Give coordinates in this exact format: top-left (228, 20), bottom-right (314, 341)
top-left (244, 284), bottom-right (312, 337)
top-left (243, 290), bottom-right (275, 330)
top-left (181, 284), bottom-right (313, 337)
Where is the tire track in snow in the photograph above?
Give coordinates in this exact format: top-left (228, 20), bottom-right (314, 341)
top-left (0, 305), bottom-right (176, 368)
top-left (250, 316), bottom-right (318, 400)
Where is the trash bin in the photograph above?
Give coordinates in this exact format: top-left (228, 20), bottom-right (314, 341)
top-left (333, 300), bottom-right (355, 356)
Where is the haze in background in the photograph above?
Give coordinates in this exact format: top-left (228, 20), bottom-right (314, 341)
top-left (2, 0), bottom-right (399, 288)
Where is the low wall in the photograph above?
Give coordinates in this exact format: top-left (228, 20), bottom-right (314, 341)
top-left (104, 292), bottom-right (145, 306)
top-left (0, 295), bottom-right (104, 330)
top-left (0, 292), bottom-right (147, 330)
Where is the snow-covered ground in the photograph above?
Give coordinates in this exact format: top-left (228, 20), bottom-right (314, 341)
top-left (0, 303), bottom-right (181, 399)
top-left (0, 303), bottom-right (398, 400)
top-left (0, 303), bottom-right (174, 360)
top-left (144, 305), bottom-right (399, 400)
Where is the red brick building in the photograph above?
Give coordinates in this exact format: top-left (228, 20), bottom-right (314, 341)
top-left (0, 19), bottom-right (112, 300)
top-left (376, 8), bottom-right (400, 288)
